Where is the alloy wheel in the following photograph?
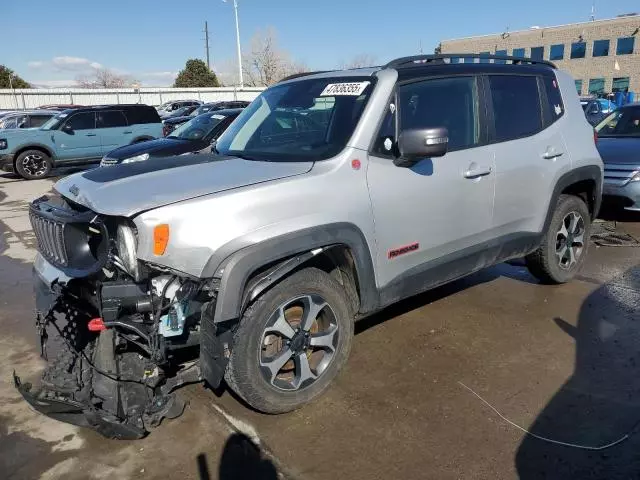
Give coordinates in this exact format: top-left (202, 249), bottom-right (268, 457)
top-left (555, 211), bottom-right (585, 270)
top-left (21, 154), bottom-right (47, 177)
top-left (259, 294), bottom-right (339, 391)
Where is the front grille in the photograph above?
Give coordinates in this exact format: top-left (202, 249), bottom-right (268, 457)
top-left (30, 212), bottom-right (68, 266)
top-left (604, 163), bottom-right (639, 187)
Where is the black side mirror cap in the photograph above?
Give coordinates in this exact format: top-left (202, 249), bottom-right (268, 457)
top-left (395, 127), bottom-right (449, 167)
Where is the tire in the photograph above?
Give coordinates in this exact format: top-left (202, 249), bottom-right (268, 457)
top-left (15, 149), bottom-right (52, 180)
top-left (224, 267), bottom-right (354, 414)
top-left (526, 194), bottom-right (591, 284)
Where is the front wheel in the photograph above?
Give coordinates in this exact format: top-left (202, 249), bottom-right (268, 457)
top-left (224, 267), bottom-right (354, 413)
top-left (15, 149), bottom-right (52, 180)
top-left (526, 194), bottom-right (591, 284)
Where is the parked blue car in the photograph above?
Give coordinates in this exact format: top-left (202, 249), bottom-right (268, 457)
top-left (0, 104), bottom-right (162, 179)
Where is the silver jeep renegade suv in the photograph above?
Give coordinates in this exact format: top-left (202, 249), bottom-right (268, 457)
top-left (17, 54), bottom-right (603, 439)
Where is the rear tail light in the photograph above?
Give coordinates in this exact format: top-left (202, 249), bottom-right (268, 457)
top-left (594, 129), bottom-right (598, 144)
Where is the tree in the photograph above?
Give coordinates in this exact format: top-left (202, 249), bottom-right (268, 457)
top-left (340, 54), bottom-right (377, 69)
top-left (0, 66), bottom-right (31, 88)
top-left (242, 27), bottom-right (307, 87)
top-left (76, 68), bottom-right (136, 88)
top-left (173, 59), bottom-right (220, 88)
top-left (434, 43), bottom-right (442, 55)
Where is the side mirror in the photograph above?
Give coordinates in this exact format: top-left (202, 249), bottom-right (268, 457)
top-left (62, 124), bottom-right (74, 134)
top-left (395, 127), bottom-right (449, 167)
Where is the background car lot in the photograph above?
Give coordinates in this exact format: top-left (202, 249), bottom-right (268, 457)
top-left (2, 171), bottom-right (640, 479)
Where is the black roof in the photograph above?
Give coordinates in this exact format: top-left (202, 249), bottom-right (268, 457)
top-left (60, 104), bottom-right (156, 114)
top-left (385, 53), bottom-right (556, 69)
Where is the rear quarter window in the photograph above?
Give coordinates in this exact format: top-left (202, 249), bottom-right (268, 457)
top-left (542, 74), bottom-right (565, 126)
top-left (125, 106), bottom-right (161, 125)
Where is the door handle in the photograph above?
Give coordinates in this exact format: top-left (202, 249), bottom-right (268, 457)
top-left (542, 147), bottom-right (564, 160)
top-left (86, 133), bottom-right (97, 137)
top-left (463, 165), bottom-right (492, 179)
top-left (123, 130), bottom-right (132, 134)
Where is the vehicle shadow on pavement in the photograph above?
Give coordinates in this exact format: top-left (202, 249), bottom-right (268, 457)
top-left (197, 433), bottom-right (278, 480)
top-left (355, 262), bottom-right (537, 335)
top-left (515, 265), bottom-right (640, 479)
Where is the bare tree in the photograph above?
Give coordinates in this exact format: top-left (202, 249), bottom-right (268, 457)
top-left (340, 54), bottom-right (377, 70)
top-left (76, 68), bottom-right (136, 88)
top-left (242, 27), bottom-right (307, 86)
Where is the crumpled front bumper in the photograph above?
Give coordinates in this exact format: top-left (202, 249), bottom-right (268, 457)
top-left (14, 373), bottom-right (147, 439)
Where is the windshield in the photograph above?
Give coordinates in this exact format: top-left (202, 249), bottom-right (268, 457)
top-left (596, 107), bottom-right (640, 137)
top-left (215, 77), bottom-right (375, 162)
top-left (40, 112), bottom-right (68, 130)
top-left (168, 113), bottom-right (227, 140)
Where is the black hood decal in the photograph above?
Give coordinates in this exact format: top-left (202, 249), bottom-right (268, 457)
top-left (83, 154), bottom-right (235, 183)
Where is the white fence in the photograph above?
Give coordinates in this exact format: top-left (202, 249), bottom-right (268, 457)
top-left (0, 87), bottom-right (264, 110)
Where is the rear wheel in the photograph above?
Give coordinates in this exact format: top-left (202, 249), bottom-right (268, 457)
top-left (224, 267), bottom-right (354, 413)
top-left (15, 149), bottom-right (52, 180)
top-left (526, 194), bottom-right (591, 284)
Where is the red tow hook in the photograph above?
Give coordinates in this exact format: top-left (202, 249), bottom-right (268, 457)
top-left (88, 318), bottom-right (107, 332)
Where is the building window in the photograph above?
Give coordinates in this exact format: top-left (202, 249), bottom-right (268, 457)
top-left (616, 37), bottom-right (635, 55)
top-left (570, 42), bottom-right (586, 59)
top-left (531, 46), bottom-right (544, 60)
top-left (549, 44), bottom-right (565, 60)
top-left (612, 77), bottom-right (630, 93)
top-left (479, 51), bottom-right (490, 63)
top-left (513, 48), bottom-right (525, 58)
top-left (495, 49), bottom-right (507, 64)
top-left (592, 39), bottom-right (610, 57)
top-left (575, 80), bottom-right (583, 95)
top-left (450, 57), bottom-right (461, 64)
top-left (588, 78), bottom-right (605, 95)
top-left (464, 57), bottom-right (475, 64)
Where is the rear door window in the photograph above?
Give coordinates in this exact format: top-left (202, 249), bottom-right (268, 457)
top-left (97, 110), bottom-right (128, 128)
top-left (489, 75), bottom-right (542, 142)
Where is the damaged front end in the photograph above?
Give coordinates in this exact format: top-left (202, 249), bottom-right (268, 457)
top-left (15, 194), bottom-right (230, 439)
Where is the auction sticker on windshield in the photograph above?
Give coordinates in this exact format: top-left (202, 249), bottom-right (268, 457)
top-left (320, 82), bottom-right (370, 96)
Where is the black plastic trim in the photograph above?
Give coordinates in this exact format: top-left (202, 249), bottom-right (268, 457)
top-left (207, 223), bottom-right (379, 322)
top-left (379, 232), bottom-right (542, 307)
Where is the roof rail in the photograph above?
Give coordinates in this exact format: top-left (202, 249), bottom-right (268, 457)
top-left (385, 54), bottom-right (556, 69)
top-left (278, 71), bottom-right (330, 83)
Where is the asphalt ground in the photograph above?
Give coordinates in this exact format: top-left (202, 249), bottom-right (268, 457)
top-left (1, 169), bottom-right (640, 480)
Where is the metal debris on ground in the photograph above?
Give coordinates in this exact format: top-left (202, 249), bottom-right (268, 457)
top-left (590, 221), bottom-right (640, 247)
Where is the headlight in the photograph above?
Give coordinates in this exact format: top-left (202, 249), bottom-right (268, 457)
top-left (116, 222), bottom-right (140, 281)
top-left (630, 171), bottom-right (640, 183)
top-left (122, 153), bottom-right (149, 164)
top-left (0, 139), bottom-right (7, 150)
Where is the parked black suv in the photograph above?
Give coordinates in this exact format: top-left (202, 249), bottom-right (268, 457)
top-left (101, 109), bottom-right (243, 166)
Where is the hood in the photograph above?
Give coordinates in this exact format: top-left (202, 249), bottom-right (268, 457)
top-left (106, 137), bottom-right (206, 161)
top-left (164, 116), bottom-right (193, 125)
top-left (596, 137), bottom-right (640, 165)
top-left (55, 154), bottom-right (313, 217)
top-left (0, 128), bottom-right (45, 141)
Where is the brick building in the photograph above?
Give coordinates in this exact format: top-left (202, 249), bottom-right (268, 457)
top-left (440, 15), bottom-right (639, 96)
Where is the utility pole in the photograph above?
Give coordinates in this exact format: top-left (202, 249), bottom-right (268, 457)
top-left (590, 2), bottom-right (596, 21)
top-left (204, 21), bottom-right (211, 69)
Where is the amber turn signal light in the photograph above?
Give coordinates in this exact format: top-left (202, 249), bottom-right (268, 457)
top-left (153, 224), bottom-right (170, 255)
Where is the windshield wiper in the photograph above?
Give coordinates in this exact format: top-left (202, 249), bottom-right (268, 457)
top-left (232, 152), bottom-right (261, 161)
